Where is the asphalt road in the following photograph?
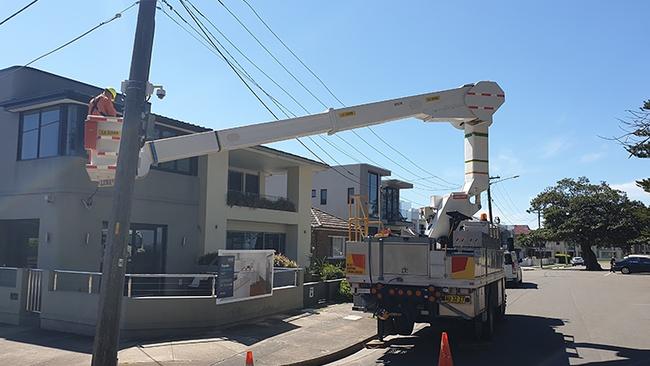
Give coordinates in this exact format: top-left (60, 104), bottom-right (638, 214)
top-left (328, 268), bottom-right (650, 366)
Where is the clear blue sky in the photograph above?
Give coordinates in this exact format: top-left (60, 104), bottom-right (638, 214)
top-left (2, 0), bottom-right (649, 227)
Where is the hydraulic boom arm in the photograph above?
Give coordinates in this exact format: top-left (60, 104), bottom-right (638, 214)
top-left (137, 81), bottom-right (504, 238)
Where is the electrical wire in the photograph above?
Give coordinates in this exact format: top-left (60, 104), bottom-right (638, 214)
top-left (178, 0), bottom-right (277, 119)
top-left (163, 2), bottom-right (372, 194)
top-left (492, 184), bottom-right (532, 224)
top-left (185, 0), bottom-right (312, 115)
top-left (237, 0), bottom-right (461, 190)
top-left (491, 199), bottom-right (514, 225)
top-left (165, 1), bottom-right (428, 207)
top-left (215, 0), bottom-right (329, 108)
top-left (0, 2), bottom-right (138, 81)
top-left (239, 0), bottom-right (343, 106)
top-left (0, 0), bottom-right (40, 27)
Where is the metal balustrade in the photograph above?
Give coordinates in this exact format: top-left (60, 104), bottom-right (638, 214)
top-left (26, 269), bottom-right (43, 313)
top-left (48, 267), bottom-right (300, 298)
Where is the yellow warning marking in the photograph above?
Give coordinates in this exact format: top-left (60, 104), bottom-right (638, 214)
top-left (426, 96), bottom-right (440, 102)
top-left (98, 129), bottom-right (120, 136)
top-left (338, 111), bottom-right (356, 118)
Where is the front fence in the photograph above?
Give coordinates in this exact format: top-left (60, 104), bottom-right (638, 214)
top-left (0, 267), bottom-right (18, 288)
top-left (26, 269), bottom-right (43, 313)
top-left (125, 273), bottom-right (217, 298)
top-left (48, 268), bottom-right (301, 298)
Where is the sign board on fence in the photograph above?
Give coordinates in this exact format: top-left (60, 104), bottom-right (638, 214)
top-left (216, 250), bottom-right (274, 304)
top-left (216, 255), bottom-right (235, 298)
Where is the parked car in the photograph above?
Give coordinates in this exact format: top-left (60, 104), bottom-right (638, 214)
top-left (570, 256), bottom-right (585, 266)
top-left (503, 251), bottom-right (522, 286)
top-left (612, 256), bottom-right (650, 274)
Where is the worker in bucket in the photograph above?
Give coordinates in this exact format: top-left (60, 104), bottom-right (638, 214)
top-left (88, 87), bottom-right (121, 117)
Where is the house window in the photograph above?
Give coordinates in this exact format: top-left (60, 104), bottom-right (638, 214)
top-left (368, 172), bottom-right (379, 218)
top-left (226, 231), bottom-right (286, 254)
top-left (330, 236), bottom-right (345, 259)
top-left (64, 104), bottom-right (88, 156)
top-left (19, 108), bottom-right (61, 159)
top-left (347, 187), bottom-right (354, 204)
top-left (18, 105), bottom-right (91, 161)
top-left (320, 189), bottom-right (327, 205)
top-left (151, 125), bottom-right (198, 175)
top-left (228, 170), bottom-right (244, 192)
top-left (382, 187), bottom-right (400, 222)
top-left (311, 189), bottom-right (316, 198)
top-left (245, 173), bottom-right (260, 194)
top-left (228, 170), bottom-right (260, 195)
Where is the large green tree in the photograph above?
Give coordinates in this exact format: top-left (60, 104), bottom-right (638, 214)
top-left (529, 177), bottom-right (645, 271)
top-left (617, 100), bottom-right (650, 192)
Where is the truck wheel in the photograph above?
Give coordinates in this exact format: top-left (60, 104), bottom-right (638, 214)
top-left (482, 306), bottom-right (495, 340)
top-left (473, 316), bottom-right (483, 340)
top-left (377, 318), bottom-right (395, 341)
top-left (395, 316), bottom-right (415, 336)
top-left (496, 301), bottom-right (506, 321)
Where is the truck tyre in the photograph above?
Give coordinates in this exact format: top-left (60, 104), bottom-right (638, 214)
top-left (496, 299), bottom-right (506, 321)
top-left (377, 318), bottom-right (395, 341)
top-left (482, 305), bottom-right (495, 340)
top-left (396, 317), bottom-right (415, 336)
top-left (473, 317), bottom-right (482, 340)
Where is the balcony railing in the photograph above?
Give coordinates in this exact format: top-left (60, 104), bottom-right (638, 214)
top-left (227, 190), bottom-right (296, 212)
top-left (49, 268), bottom-right (301, 298)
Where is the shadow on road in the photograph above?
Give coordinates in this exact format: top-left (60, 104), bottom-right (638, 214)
top-left (514, 282), bottom-right (538, 289)
top-left (571, 343), bottom-right (650, 366)
top-left (375, 314), bottom-right (569, 366)
top-left (372, 313), bottom-right (650, 366)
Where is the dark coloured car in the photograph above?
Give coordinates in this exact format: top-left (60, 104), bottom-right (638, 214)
top-left (612, 256), bottom-right (650, 274)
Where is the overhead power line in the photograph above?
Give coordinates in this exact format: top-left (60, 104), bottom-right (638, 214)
top-left (215, 0), bottom-right (330, 108)
top-left (185, 1), bottom-right (312, 115)
top-left (0, 0), bottom-right (40, 27)
top-left (164, 1), bottom-right (427, 206)
top-left (238, 0), bottom-right (344, 106)
top-left (177, 0), bottom-right (281, 119)
top-left (235, 0), bottom-right (460, 190)
top-left (0, 2), bottom-right (138, 81)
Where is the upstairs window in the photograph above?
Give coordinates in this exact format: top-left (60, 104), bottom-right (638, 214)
top-left (228, 170), bottom-right (244, 192)
top-left (17, 104), bottom-right (102, 161)
top-left (245, 173), bottom-right (260, 194)
top-left (368, 172), bottom-right (379, 218)
top-left (347, 187), bottom-right (355, 204)
top-left (19, 108), bottom-right (61, 160)
top-left (320, 189), bottom-right (327, 205)
top-left (228, 170), bottom-right (260, 195)
top-left (151, 125), bottom-right (198, 175)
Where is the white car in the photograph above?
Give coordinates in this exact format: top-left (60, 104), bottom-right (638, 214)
top-left (570, 256), bottom-right (585, 266)
top-left (503, 251), bottom-right (522, 286)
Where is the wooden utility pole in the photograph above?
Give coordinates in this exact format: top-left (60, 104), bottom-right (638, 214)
top-left (91, 1), bottom-right (157, 365)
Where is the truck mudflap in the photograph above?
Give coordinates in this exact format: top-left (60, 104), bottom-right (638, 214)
top-left (438, 301), bottom-right (473, 320)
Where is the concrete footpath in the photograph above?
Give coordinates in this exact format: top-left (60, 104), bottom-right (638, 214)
top-left (0, 303), bottom-right (376, 366)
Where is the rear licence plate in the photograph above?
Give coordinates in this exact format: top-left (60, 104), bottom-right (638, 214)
top-left (443, 295), bottom-right (468, 304)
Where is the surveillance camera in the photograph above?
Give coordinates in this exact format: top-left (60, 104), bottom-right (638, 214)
top-left (156, 87), bottom-right (166, 99)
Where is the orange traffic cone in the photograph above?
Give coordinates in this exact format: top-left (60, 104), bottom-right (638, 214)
top-left (245, 350), bottom-right (254, 366)
top-left (438, 332), bottom-right (453, 366)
